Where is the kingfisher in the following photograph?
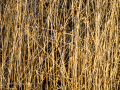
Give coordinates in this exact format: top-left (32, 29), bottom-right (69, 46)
top-left (57, 28), bottom-right (65, 35)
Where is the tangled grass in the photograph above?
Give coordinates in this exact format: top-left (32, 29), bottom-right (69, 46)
top-left (0, 0), bottom-right (119, 90)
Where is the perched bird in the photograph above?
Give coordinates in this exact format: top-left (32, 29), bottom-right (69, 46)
top-left (57, 28), bottom-right (65, 35)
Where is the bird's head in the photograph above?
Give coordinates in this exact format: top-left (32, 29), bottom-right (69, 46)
top-left (58, 28), bottom-right (63, 31)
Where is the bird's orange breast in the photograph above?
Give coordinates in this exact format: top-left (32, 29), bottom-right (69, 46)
top-left (58, 29), bottom-right (63, 35)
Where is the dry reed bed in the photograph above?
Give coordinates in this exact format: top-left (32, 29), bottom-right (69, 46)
top-left (0, 0), bottom-right (119, 90)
